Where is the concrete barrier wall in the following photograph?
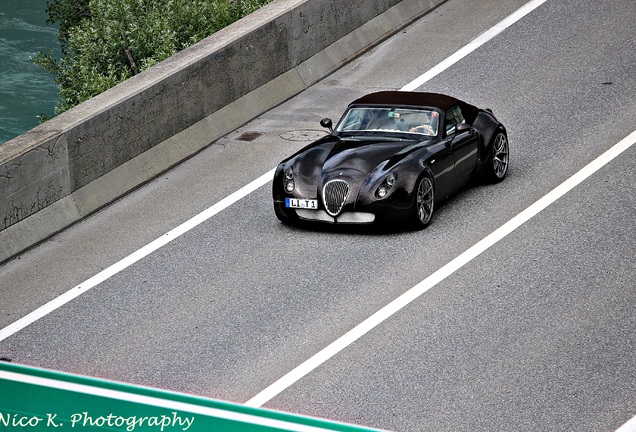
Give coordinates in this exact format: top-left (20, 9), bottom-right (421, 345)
top-left (0, 0), bottom-right (446, 264)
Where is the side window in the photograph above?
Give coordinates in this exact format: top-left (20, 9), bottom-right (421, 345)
top-left (444, 105), bottom-right (465, 136)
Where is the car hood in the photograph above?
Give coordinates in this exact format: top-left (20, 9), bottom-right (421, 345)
top-left (296, 136), bottom-right (423, 178)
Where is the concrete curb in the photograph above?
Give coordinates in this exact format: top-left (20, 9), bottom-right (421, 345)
top-left (0, 0), bottom-right (446, 264)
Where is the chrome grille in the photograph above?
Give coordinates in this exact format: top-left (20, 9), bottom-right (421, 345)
top-left (323, 180), bottom-right (349, 217)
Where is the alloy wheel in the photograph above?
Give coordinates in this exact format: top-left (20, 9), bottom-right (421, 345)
top-left (416, 176), bottom-right (434, 226)
top-left (492, 133), bottom-right (509, 179)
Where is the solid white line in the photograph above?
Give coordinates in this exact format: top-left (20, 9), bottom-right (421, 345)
top-left (400, 0), bottom-right (549, 91)
top-left (0, 370), bottom-right (349, 432)
top-left (245, 130), bottom-right (636, 407)
top-left (0, 169), bottom-right (275, 343)
top-left (616, 415), bottom-right (636, 432)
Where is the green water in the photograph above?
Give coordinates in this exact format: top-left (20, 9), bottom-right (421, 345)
top-left (0, 0), bottom-right (60, 144)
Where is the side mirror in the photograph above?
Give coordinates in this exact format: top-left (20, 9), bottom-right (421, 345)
top-left (320, 118), bottom-right (333, 132)
top-left (445, 123), bottom-right (472, 144)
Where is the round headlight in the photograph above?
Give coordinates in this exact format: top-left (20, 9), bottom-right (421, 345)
top-left (377, 186), bottom-right (388, 198)
top-left (386, 173), bottom-right (396, 186)
top-left (284, 167), bottom-right (294, 180)
top-left (283, 167), bottom-right (295, 193)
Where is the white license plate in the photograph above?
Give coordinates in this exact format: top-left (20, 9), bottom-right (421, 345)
top-left (285, 198), bottom-right (318, 209)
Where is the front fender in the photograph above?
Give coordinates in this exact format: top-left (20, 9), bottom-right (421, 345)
top-left (355, 150), bottom-right (431, 211)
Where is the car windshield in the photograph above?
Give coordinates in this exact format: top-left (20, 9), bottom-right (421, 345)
top-left (335, 107), bottom-right (439, 136)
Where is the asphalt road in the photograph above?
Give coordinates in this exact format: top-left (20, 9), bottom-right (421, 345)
top-left (1, 0), bottom-right (635, 431)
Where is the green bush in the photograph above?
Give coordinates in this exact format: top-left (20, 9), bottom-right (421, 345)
top-left (34, 0), bottom-right (271, 117)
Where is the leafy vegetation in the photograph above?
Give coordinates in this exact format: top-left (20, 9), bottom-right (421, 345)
top-left (34, 0), bottom-right (271, 117)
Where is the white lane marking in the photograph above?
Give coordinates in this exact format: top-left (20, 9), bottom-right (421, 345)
top-left (616, 415), bottom-right (636, 432)
top-left (0, 170), bottom-right (275, 343)
top-left (401, 0), bottom-right (549, 91)
top-left (245, 130), bottom-right (636, 407)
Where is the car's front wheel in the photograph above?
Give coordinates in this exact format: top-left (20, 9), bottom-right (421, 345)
top-left (412, 174), bottom-right (435, 229)
top-left (485, 131), bottom-right (509, 183)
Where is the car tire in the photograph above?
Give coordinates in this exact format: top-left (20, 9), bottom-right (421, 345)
top-left (485, 131), bottom-right (509, 183)
top-left (412, 174), bottom-right (435, 229)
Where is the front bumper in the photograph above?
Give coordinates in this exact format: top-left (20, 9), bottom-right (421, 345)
top-left (295, 208), bottom-right (376, 224)
top-left (274, 200), bottom-right (411, 225)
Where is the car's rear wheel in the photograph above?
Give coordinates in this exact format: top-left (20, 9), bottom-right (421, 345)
top-left (412, 174), bottom-right (435, 229)
top-left (485, 131), bottom-right (509, 183)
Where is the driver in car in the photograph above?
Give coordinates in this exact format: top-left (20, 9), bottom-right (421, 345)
top-left (409, 111), bottom-right (438, 135)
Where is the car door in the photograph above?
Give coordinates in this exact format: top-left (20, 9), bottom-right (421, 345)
top-left (445, 105), bottom-right (479, 181)
top-left (425, 139), bottom-right (455, 201)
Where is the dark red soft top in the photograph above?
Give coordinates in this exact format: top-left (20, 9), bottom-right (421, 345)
top-left (350, 91), bottom-right (480, 121)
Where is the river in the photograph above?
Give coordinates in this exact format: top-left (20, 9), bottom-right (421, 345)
top-left (0, 0), bottom-right (60, 144)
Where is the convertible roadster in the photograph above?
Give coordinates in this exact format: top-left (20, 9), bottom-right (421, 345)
top-left (272, 91), bottom-right (509, 228)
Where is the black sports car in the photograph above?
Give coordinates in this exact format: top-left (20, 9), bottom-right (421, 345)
top-left (273, 91), bottom-right (509, 228)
